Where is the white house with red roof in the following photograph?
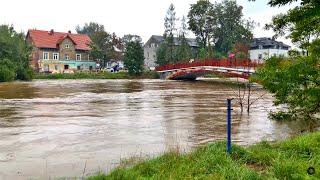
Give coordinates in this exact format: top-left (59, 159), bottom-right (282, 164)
top-left (26, 29), bottom-right (96, 73)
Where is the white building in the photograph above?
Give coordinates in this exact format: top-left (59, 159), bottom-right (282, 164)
top-left (249, 37), bottom-right (291, 62)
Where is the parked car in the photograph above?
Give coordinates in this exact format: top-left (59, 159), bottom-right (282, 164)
top-left (104, 67), bottom-right (115, 73)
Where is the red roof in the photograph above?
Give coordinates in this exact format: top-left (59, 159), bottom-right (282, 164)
top-left (27, 29), bottom-right (91, 51)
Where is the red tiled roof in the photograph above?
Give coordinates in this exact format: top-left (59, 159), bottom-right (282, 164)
top-left (27, 29), bottom-right (91, 51)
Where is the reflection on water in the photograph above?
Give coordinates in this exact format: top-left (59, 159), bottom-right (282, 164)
top-left (0, 79), bottom-right (303, 179)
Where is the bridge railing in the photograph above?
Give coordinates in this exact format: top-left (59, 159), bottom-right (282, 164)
top-left (155, 59), bottom-right (262, 71)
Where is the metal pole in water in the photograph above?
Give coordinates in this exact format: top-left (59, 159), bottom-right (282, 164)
top-left (227, 99), bottom-right (232, 155)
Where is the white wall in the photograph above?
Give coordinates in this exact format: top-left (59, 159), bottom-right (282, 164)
top-left (249, 49), bottom-right (289, 62)
top-left (144, 46), bottom-right (157, 69)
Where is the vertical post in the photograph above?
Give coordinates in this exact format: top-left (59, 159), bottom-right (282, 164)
top-left (227, 99), bottom-right (232, 155)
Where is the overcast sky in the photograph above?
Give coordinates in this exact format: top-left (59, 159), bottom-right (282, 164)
top-left (0, 0), bottom-right (296, 46)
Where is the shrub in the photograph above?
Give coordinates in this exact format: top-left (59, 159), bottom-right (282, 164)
top-left (16, 66), bottom-right (34, 81)
top-left (0, 66), bottom-right (15, 82)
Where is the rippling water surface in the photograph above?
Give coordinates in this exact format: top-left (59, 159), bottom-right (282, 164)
top-left (0, 79), bottom-right (303, 179)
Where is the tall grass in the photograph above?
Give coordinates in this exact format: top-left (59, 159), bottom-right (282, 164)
top-left (88, 132), bottom-right (320, 179)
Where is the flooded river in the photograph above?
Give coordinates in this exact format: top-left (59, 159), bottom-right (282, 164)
top-left (0, 79), bottom-right (303, 179)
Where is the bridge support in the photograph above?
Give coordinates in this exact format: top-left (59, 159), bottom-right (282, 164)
top-left (159, 71), bottom-right (171, 80)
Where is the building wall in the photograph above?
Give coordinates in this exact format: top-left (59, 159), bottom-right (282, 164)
top-left (59, 38), bottom-right (77, 60)
top-left (249, 49), bottom-right (289, 62)
top-left (144, 46), bottom-right (157, 69)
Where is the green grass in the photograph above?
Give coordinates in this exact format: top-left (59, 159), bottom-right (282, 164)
top-left (88, 132), bottom-right (320, 179)
top-left (34, 71), bottom-right (160, 80)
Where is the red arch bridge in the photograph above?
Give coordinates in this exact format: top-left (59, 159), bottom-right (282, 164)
top-left (155, 59), bottom-right (261, 80)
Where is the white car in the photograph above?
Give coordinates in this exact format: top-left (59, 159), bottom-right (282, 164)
top-left (104, 67), bottom-right (114, 73)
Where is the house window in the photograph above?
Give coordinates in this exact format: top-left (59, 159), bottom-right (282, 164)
top-left (65, 54), bottom-right (70, 60)
top-left (77, 66), bottom-right (81, 70)
top-left (76, 54), bottom-right (81, 61)
top-left (259, 45), bottom-right (263, 49)
top-left (147, 52), bottom-right (149, 58)
top-left (43, 52), bottom-right (49, 60)
top-left (55, 65), bottom-right (59, 70)
top-left (53, 53), bottom-right (59, 60)
top-left (65, 44), bottom-right (70, 49)
top-left (64, 65), bottom-right (69, 70)
top-left (258, 54), bottom-right (263, 60)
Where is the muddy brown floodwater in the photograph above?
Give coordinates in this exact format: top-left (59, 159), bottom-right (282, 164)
top-left (0, 79), bottom-right (304, 179)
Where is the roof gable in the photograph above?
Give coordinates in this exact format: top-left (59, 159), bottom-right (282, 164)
top-left (57, 35), bottom-right (77, 46)
top-left (27, 30), bottom-right (91, 51)
top-left (250, 37), bottom-right (291, 50)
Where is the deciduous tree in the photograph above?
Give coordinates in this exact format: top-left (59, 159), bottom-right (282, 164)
top-left (124, 41), bottom-right (144, 75)
top-left (0, 25), bottom-right (33, 82)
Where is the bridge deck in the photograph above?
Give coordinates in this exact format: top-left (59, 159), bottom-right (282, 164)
top-left (156, 59), bottom-right (262, 80)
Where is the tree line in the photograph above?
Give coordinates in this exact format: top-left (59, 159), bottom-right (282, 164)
top-left (156, 0), bottom-right (254, 66)
top-left (75, 22), bottom-right (144, 75)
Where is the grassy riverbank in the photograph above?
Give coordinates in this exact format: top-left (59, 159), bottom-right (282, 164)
top-left (88, 132), bottom-right (320, 179)
top-left (34, 71), bottom-right (160, 80)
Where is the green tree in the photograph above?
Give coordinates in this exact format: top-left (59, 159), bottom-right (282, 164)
top-left (76, 23), bottom-right (124, 67)
top-left (255, 57), bottom-right (320, 122)
top-left (164, 4), bottom-right (178, 63)
top-left (0, 25), bottom-right (32, 82)
top-left (176, 16), bottom-right (193, 61)
top-left (156, 43), bottom-right (169, 66)
top-left (250, 0), bottom-right (320, 124)
top-left (188, 0), bottom-right (213, 48)
top-left (122, 34), bottom-right (142, 48)
top-left (76, 22), bottom-right (111, 67)
top-left (188, 0), bottom-right (253, 54)
top-left (124, 41), bottom-right (144, 75)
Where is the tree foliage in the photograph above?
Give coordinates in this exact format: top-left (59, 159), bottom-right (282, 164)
top-left (250, 0), bottom-right (320, 124)
top-left (164, 4), bottom-right (178, 63)
top-left (156, 4), bottom-right (196, 65)
top-left (255, 57), bottom-right (320, 122)
top-left (188, 0), bottom-right (213, 48)
top-left (124, 41), bottom-right (144, 75)
top-left (0, 25), bottom-right (33, 82)
top-left (76, 22), bottom-right (124, 67)
top-left (156, 43), bottom-right (169, 66)
top-left (188, 0), bottom-right (253, 54)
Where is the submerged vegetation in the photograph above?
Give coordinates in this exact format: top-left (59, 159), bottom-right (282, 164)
top-left (34, 71), bottom-right (160, 80)
top-left (88, 132), bottom-right (320, 179)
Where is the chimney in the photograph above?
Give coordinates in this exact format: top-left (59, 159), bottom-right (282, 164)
top-left (68, 30), bottom-right (71, 34)
top-left (49, 29), bottom-right (54, 35)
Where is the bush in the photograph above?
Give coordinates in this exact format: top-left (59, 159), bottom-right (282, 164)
top-left (16, 66), bottom-right (34, 81)
top-left (0, 66), bottom-right (15, 82)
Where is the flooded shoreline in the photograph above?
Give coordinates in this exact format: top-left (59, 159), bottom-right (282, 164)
top-left (0, 79), bottom-right (303, 179)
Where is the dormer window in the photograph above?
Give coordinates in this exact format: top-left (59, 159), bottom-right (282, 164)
top-left (65, 54), bottom-right (70, 60)
top-left (65, 44), bottom-right (70, 49)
